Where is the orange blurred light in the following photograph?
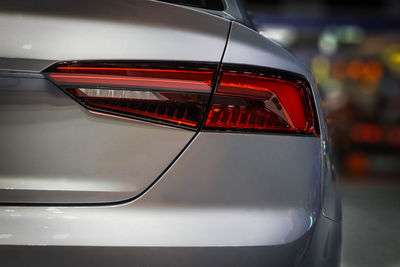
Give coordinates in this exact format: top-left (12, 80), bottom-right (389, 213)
top-left (331, 60), bottom-right (347, 80)
top-left (363, 60), bottom-right (383, 82)
top-left (345, 153), bottom-right (370, 176)
top-left (347, 59), bottom-right (364, 80)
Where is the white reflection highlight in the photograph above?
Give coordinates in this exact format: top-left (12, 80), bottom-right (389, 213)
top-left (308, 215), bottom-right (314, 231)
top-left (53, 233), bottom-right (69, 240)
top-left (259, 25), bottom-right (298, 46)
top-left (22, 44), bottom-right (32, 50)
top-left (47, 207), bottom-right (63, 214)
top-left (0, 234), bottom-right (12, 239)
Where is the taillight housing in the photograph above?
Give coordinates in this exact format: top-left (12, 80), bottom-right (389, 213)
top-left (44, 61), bottom-right (216, 129)
top-left (44, 61), bottom-right (319, 136)
top-left (204, 65), bottom-right (319, 136)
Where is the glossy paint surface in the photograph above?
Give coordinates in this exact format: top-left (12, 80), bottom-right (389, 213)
top-left (0, 0), bottom-right (230, 203)
top-left (0, 0), bottom-right (230, 61)
top-left (0, 73), bottom-right (193, 203)
top-left (223, 22), bottom-right (311, 77)
top-left (0, 133), bottom-right (320, 246)
top-left (0, 0), bottom-right (341, 265)
top-left (222, 22), bottom-right (341, 223)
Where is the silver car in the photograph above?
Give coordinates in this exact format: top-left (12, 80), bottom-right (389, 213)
top-left (0, 0), bottom-right (341, 266)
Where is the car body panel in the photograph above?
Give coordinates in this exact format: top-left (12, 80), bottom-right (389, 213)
top-left (321, 139), bottom-right (342, 222)
top-left (0, 215), bottom-right (340, 267)
top-left (0, 0), bottom-right (230, 203)
top-left (0, 0), bottom-right (230, 62)
top-left (0, 133), bottom-right (320, 246)
top-left (223, 22), bottom-right (310, 78)
top-left (0, 72), bottom-right (194, 203)
top-left (0, 58), bottom-right (56, 72)
top-left (0, 0), bottom-right (341, 265)
top-left (0, 229), bottom-right (310, 267)
top-left (222, 22), bottom-right (341, 224)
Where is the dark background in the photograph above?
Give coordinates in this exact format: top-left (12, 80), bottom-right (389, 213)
top-left (245, 1), bottom-right (400, 266)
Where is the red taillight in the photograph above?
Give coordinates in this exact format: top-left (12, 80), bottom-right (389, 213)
top-left (204, 65), bottom-right (319, 136)
top-left (44, 61), bottom-right (319, 135)
top-left (45, 61), bottom-right (216, 129)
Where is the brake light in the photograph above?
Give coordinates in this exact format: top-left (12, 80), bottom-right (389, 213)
top-left (45, 61), bottom-right (216, 129)
top-left (44, 61), bottom-right (319, 136)
top-left (204, 65), bottom-right (319, 136)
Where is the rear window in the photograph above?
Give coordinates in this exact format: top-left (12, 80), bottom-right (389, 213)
top-left (158, 0), bottom-right (225, 11)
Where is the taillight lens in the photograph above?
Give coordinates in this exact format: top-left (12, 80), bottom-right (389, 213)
top-left (44, 61), bottom-right (216, 129)
top-left (204, 65), bottom-right (319, 136)
top-left (44, 61), bottom-right (319, 136)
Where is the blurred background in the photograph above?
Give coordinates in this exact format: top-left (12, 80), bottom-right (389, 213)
top-left (245, 0), bottom-right (400, 266)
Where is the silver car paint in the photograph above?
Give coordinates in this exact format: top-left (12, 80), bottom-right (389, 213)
top-left (223, 22), bottom-right (341, 223)
top-left (0, 0), bottom-right (230, 62)
top-left (0, 0), bottom-right (341, 265)
top-left (0, 215), bottom-right (340, 267)
top-left (0, 73), bottom-right (195, 203)
top-left (0, 58), bottom-right (56, 72)
top-left (0, 0), bottom-right (230, 203)
top-left (0, 133), bottom-right (320, 246)
top-left (223, 22), bottom-right (311, 77)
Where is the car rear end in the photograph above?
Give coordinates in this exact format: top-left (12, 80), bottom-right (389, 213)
top-left (0, 0), bottom-right (341, 266)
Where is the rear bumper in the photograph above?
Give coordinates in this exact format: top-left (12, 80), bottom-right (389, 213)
top-left (0, 133), bottom-right (322, 246)
top-left (0, 213), bottom-right (340, 267)
top-left (0, 133), bottom-right (341, 265)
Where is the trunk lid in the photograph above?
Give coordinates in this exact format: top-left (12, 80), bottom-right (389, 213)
top-left (0, 0), bottom-right (230, 203)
